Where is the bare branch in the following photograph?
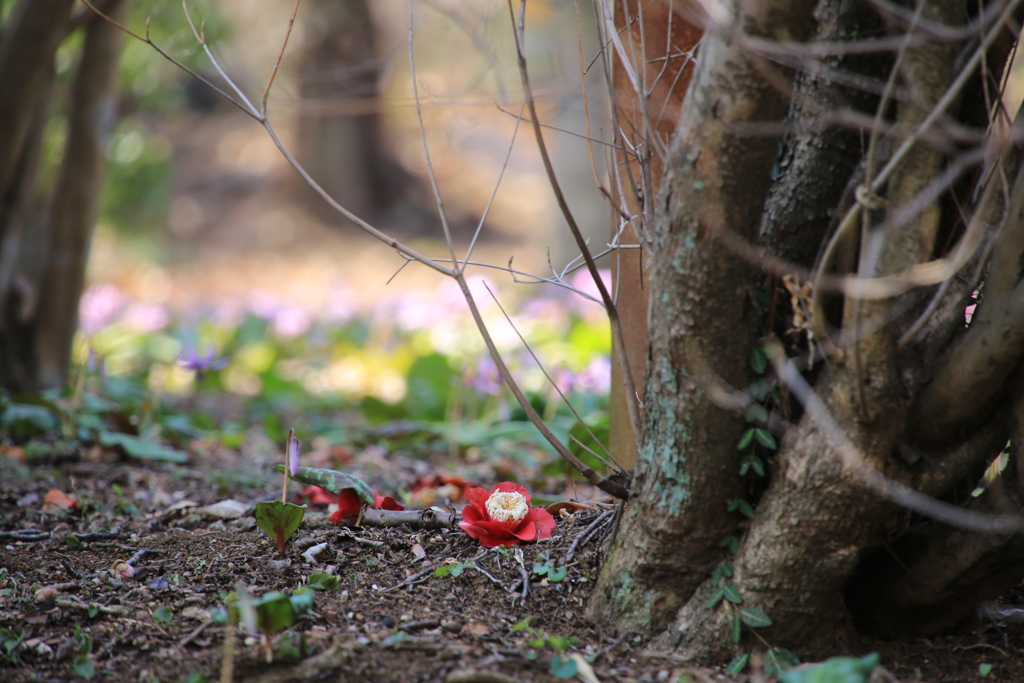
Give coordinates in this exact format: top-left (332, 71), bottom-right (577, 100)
top-left (508, 0), bottom-right (643, 452)
top-left (772, 342), bottom-right (1024, 534)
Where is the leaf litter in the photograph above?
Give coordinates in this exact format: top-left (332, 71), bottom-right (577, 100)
top-left (3, 448), bottom-right (1024, 682)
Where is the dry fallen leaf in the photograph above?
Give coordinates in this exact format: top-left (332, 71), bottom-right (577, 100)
top-left (544, 501), bottom-right (595, 517)
top-left (411, 543), bottom-right (426, 561)
top-left (194, 499), bottom-right (248, 519)
top-left (462, 622), bottom-right (490, 637)
top-left (42, 489), bottom-right (77, 510)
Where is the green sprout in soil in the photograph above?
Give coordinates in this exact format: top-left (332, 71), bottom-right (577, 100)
top-left (255, 428), bottom-right (305, 553)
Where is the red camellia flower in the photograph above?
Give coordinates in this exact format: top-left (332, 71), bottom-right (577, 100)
top-left (296, 485), bottom-right (335, 506)
top-left (330, 489), bottom-right (403, 524)
top-left (459, 482), bottom-right (556, 548)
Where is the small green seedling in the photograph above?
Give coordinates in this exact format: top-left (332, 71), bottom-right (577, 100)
top-left (71, 626), bottom-right (94, 679)
top-left (256, 429), bottom-right (305, 553)
top-left (435, 560), bottom-right (472, 578)
top-left (532, 553), bottom-right (569, 583)
top-left (512, 617), bottom-right (581, 677)
top-left (223, 586), bottom-right (317, 663)
top-left (152, 606), bottom-right (173, 623)
top-left (306, 573), bottom-right (339, 591)
top-left (778, 652), bottom-right (879, 683)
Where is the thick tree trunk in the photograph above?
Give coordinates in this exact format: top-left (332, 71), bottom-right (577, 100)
top-left (0, 1), bottom-right (126, 391)
top-left (35, 0), bottom-right (127, 388)
top-left (592, 0), bottom-right (817, 636)
top-left (849, 370), bottom-right (1024, 637)
top-left (296, 0), bottom-right (413, 228)
top-left (596, 0), bottom-right (1024, 660)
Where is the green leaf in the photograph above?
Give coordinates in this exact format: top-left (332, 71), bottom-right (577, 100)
top-left (152, 606), bottom-right (173, 623)
top-left (289, 587), bottom-right (316, 615)
top-left (274, 466), bottom-right (374, 504)
top-left (726, 653), bottom-right (750, 675)
top-left (778, 652), bottom-right (878, 683)
top-left (765, 648), bottom-right (801, 677)
top-left (251, 592), bottom-right (297, 635)
top-left (739, 460), bottom-right (751, 476)
top-left (726, 498), bottom-right (755, 517)
top-left (979, 663), bottom-right (993, 677)
top-left (548, 635), bottom-right (571, 652)
top-left (548, 566), bottom-right (568, 583)
top-left (705, 587), bottom-right (726, 609)
top-left (722, 584), bottom-right (743, 604)
top-left (727, 498), bottom-right (754, 517)
top-left (739, 607), bottom-right (772, 628)
top-left (730, 614), bottom-right (742, 643)
top-left (450, 563), bottom-right (464, 578)
top-left (254, 500), bottom-right (305, 553)
top-left (307, 573), bottom-right (340, 591)
top-left (72, 654), bottom-right (95, 679)
top-left (751, 457), bottom-right (766, 476)
top-left (754, 428), bottom-right (777, 450)
top-left (98, 432), bottom-right (188, 463)
top-left (719, 535), bottom-right (739, 554)
top-left (750, 346), bottom-right (768, 374)
top-left (1, 403), bottom-right (60, 440)
top-left (550, 655), bottom-right (578, 679)
top-left (533, 562), bottom-right (550, 576)
top-left (737, 428), bottom-right (755, 450)
top-left (744, 402), bottom-right (768, 424)
top-left (434, 566), bottom-right (450, 578)
top-left (711, 563), bottom-right (733, 586)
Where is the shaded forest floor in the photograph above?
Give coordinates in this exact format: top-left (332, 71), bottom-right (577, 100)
top-left (3, 443), bottom-right (1024, 683)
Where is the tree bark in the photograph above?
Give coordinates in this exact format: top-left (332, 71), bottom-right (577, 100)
top-left (0, 1), bottom-right (126, 391)
top-left (849, 370), bottom-right (1022, 637)
top-left (592, 0), bottom-right (817, 636)
top-left (0, 0), bottom-right (76, 195)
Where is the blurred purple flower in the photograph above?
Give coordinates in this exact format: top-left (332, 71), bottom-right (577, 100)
top-left (123, 303), bottom-right (169, 332)
top-left (566, 269), bottom-right (612, 319)
top-left (248, 291), bottom-right (280, 320)
top-left (274, 307), bottom-right (312, 339)
top-left (79, 284), bottom-right (123, 333)
top-left (578, 355), bottom-right (611, 395)
top-left (178, 346), bottom-right (229, 380)
top-left (466, 356), bottom-right (503, 396)
top-left (551, 366), bottom-right (577, 395)
top-left (325, 282), bottom-right (358, 324)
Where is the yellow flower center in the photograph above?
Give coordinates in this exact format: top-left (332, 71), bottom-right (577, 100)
top-left (486, 491), bottom-right (529, 522)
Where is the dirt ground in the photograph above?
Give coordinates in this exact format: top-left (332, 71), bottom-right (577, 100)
top-left (3, 446), bottom-right (1024, 683)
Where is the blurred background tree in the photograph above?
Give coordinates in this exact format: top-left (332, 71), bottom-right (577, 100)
top-left (0, 0), bottom-right (128, 391)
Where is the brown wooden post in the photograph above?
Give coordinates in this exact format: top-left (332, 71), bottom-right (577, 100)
top-left (609, 1), bottom-right (701, 467)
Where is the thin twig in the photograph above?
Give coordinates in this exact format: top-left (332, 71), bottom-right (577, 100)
top-left (508, 0), bottom-right (643, 451)
top-left (407, 0), bottom-right (458, 270)
top-left (483, 282), bottom-right (621, 471)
